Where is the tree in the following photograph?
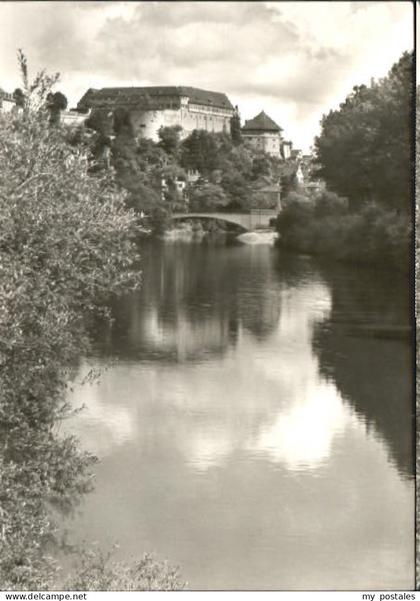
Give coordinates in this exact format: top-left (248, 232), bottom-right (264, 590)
top-left (251, 154), bottom-right (272, 181)
top-left (46, 90), bottom-right (68, 124)
top-left (85, 108), bottom-right (114, 136)
top-left (180, 129), bottom-right (219, 174)
top-left (220, 170), bottom-right (253, 209)
top-left (314, 51), bottom-right (413, 212)
top-left (113, 106), bottom-right (134, 136)
top-left (0, 55), bottom-right (141, 588)
top-left (158, 125), bottom-right (182, 156)
top-left (230, 107), bottom-right (242, 146)
top-left (277, 158), bottom-right (300, 197)
top-left (187, 182), bottom-right (229, 211)
top-left (137, 137), bottom-right (168, 170)
top-left (370, 52), bottom-right (412, 212)
top-left (111, 113), bottom-right (140, 185)
top-left (13, 87), bottom-right (25, 108)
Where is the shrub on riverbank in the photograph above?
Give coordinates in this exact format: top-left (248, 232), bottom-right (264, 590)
top-left (65, 549), bottom-right (186, 591)
top-left (275, 192), bottom-right (411, 271)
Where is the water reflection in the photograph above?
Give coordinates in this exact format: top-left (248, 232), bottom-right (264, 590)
top-left (92, 241), bottom-right (283, 361)
top-left (311, 264), bottom-right (414, 477)
top-left (66, 242), bottom-right (414, 590)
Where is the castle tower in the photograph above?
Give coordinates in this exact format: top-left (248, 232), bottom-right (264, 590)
top-left (241, 111), bottom-right (283, 157)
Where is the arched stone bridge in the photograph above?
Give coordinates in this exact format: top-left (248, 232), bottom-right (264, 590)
top-left (171, 209), bottom-right (279, 232)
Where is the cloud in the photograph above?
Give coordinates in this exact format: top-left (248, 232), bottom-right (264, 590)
top-left (91, 2), bottom-right (300, 80)
top-left (0, 1), bottom-right (413, 150)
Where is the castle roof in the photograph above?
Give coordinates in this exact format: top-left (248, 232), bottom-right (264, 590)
top-left (242, 111), bottom-right (282, 132)
top-left (77, 86), bottom-right (233, 111)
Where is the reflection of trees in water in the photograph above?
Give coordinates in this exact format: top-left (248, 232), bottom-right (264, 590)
top-left (92, 241), bottom-right (283, 361)
top-left (272, 250), bottom-right (327, 289)
top-left (311, 265), bottom-right (414, 478)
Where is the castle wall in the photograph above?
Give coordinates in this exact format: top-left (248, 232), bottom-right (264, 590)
top-left (131, 109), bottom-right (176, 140)
top-left (180, 105), bottom-right (231, 136)
top-left (242, 132), bottom-right (281, 157)
top-left (130, 104), bottom-right (232, 141)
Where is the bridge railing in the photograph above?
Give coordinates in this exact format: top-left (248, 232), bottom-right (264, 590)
top-left (250, 209), bottom-right (279, 215)
top-left (173, 209), bottom-right (279, 216)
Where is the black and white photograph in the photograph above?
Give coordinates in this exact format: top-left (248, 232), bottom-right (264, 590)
top-left (0, 0), bottom-right (415, 594)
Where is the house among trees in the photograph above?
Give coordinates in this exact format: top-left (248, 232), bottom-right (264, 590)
top-left (0, 88), bottom-right (16, 113)
top-left (242, 111), bottom-right (291, 159)
top-left (61, 109), bottom-right (91, 127)
top-left (282, 140), bottom-right (293, 159)
top-left (76, 86), bottom-right (235, 141)
top-left (252, 184), bottom-right (282, 211)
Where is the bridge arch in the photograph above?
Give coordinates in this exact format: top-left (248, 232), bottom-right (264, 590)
top-left (171, 213), bottom-right (250, 231)
top-left (171, 210), bottom-right (278, 232)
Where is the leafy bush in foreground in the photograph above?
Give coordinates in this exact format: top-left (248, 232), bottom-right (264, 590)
top-left (0, 53), bottom-right (141, 589)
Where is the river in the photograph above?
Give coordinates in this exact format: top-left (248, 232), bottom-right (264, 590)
top-left (64, 238), bottom-right (414, 590)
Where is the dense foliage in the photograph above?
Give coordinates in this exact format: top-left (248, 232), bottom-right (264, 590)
top-left (46, 91), bottom-right (68, 124)
top-left (275, 192), bottom-right (411, 271)
top-left (187, 182), bottom-right (229, 212)
top-left (180, 129), bottom-right (220, 174)
top-left (83, 108), bottom-right (299, 227)
top-left (0, 55), bottom-right (186, 590)
top-left (230, 110), bottom-right (242, 146)
top-left (314, 51), bottom-right (412, 212)
top-left (178, 130), bottom-right (295, 210)
top-left (104, 119), bottom-right (185, 230)
top-left (158, 125), bottom-right (182, 156)
top-left (276, 52), bottom-right (413, 272)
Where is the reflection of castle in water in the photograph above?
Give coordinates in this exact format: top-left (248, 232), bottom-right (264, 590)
top-left (85, 245), bottom-right (413, 480)
top-left (71, 271), bottom-right (345, 473)
top-left (95, 241), bottom-right (283, 362)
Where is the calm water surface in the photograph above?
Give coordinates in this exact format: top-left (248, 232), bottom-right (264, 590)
top-left (65, 240), bottom-right (414, 590)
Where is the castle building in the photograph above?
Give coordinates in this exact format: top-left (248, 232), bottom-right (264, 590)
top-left (77, 86), bottom-right (234, 141)
top-left (242, 111), bottom-right (283, 156)
top-left (242, 111), bottom-right (292, 159)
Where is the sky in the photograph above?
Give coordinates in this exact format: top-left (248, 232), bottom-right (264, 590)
top-left (0, 1), bottom-right (414, 151)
